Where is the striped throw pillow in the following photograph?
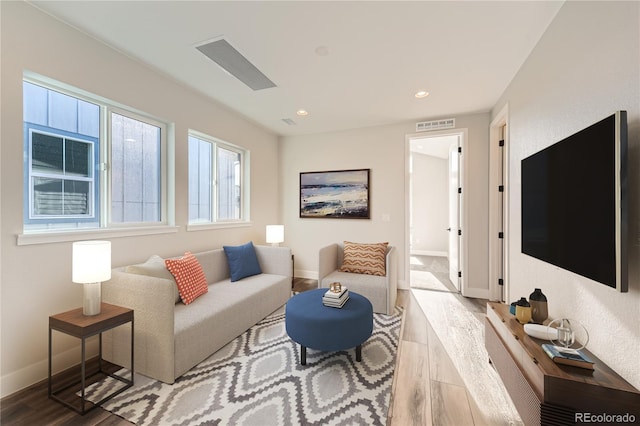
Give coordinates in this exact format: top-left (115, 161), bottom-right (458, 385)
top-left (339, 241), bottom-right (388, 276)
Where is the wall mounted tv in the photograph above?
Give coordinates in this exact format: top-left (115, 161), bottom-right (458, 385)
top-left (521, 111), bottom-right (628, 292)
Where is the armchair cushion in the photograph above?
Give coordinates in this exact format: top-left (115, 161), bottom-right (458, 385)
top-left (339, 241), bottom-right (388, 276)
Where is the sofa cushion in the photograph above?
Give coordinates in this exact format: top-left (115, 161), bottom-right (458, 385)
top-left (126, 255), bottom-right (180, 303)
top-left (223, 241), bottom-right (262, 282)
top-left (165, 252), bottom-right (209, 304)
top-left (339, 241), bottom-right (388, 276)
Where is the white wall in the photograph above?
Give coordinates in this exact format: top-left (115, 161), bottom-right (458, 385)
top-left (493, 1), bottom-right (640, 388)
top-left (411, 153), bottom-right (448, 255)
top-left (280, 112), bottom-right (491, 294)
top-left (0, 2), bottom-right (280, 397)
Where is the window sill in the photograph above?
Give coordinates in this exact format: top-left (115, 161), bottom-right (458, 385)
top-left (186, 221), bottom-right (252, 232)
top-left (17, 225), bottom-right (179, 246)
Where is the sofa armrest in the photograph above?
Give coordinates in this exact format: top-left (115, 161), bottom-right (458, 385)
top-left (102, 270), bottom-right (176, 383)
top-left (318, 244), bottom-right (339, 284)
top-left (254, 245), bottom-right (293, 277)
top-left (385, 246), bottom-right (398, 315)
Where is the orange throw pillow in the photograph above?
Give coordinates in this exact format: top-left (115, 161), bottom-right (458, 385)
top-left (165, 251), bottom-right (208, 304)
top-left (339, 241), bottom-right (388, 276)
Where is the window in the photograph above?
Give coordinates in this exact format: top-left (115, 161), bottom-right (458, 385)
top-left (110, 112), bottom-right (162, 223)
top-left (30, 131), bottom-right (95, 218)
top-left (188, 132), bottom-right (247, 225)
top-left (23, 77), bottom-right (169, 234)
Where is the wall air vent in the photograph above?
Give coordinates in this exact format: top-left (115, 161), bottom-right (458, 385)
top-left (416, 118), bottom-right (455, 132)
top-left (196, 37), bottom-right (276, 91)
top-left (281, 118), bottom-right (297, 126)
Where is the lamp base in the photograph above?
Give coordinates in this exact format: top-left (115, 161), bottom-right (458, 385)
top-left (83, 282), bottom-right (101, 316)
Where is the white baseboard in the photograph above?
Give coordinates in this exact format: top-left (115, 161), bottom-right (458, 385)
top-left (1, 339), bottom-right (99, 399)
top-left (461, 287), bottom-right (489, 299)
top-left (295, 269), bottom-right (318, 280)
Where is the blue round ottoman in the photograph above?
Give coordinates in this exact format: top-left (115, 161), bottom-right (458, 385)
top-left (285, 288), bottom-right (373, 365)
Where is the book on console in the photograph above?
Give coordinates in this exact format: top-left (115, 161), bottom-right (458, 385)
top-left (541, 343), bottom-right (595, 370)
top-left (324, 287), bottom-right (348, 298)
top-left (323, 292), bottom-right (349, 303)
top-left (323, 291), bottom-right (349, 304)
top-left (323, 295), bottom-right (349, 308)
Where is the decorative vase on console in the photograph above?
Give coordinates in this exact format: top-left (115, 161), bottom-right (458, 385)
top-left (515, 298), bottom-right (532, 324)
top-left (529, 288), bottom-right (548, 324)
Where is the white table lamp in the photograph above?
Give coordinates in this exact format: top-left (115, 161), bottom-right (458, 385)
top-left (266, 225), bottom-right (284, 246)
top-left (72, 240), bottom-right (111, 316)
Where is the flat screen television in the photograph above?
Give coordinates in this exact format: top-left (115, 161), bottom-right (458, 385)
top-left (521, 111), bottom-right (628, 292)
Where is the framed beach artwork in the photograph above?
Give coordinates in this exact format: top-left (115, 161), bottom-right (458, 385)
top-left (299, 169), bottom-right (370, 219)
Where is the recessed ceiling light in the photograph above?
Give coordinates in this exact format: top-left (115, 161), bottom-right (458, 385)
top-left (296, 109), bottom-right (309, 116)
top-left (414, 91), bottom-right (429, 99)
top-left (315, 46), bottom-right (330, 56)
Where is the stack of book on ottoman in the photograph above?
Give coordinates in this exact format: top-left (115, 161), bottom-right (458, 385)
top-left (323, 285), bottom-right (349, 308)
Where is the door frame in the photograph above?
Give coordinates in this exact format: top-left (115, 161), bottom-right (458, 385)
top-left (405, 128), bottom-right (468, 295)
top-left (489, 104), bottom-right (510, 302)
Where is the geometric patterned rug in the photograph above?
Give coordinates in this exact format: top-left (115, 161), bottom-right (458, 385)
top-left (83, 305), bottom-right (403, 426)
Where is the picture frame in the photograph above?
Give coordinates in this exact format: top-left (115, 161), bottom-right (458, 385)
top-left (299, 168), bottom-right (370, 219)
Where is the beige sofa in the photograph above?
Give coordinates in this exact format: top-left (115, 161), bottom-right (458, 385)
top-left (102, 245), bottom-right (292, 384)
top-left (318, 243), bottom-right (397, 315)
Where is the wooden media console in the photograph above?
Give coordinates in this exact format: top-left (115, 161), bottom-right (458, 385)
top-left (485, 302), bottom-right (640, 425)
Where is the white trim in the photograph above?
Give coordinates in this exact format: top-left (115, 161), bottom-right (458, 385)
top-left (410, 250), bottom-right (447, 257)
top-left (296, 269), bottom-right (318, 280)
top-left (107, 108), bottom-right (168, 227)
top-left (186, 221), bottom-right (252, 232)
top-left (17, 225), bottom-right (179, 246)
top-left (489, 103), bottom-right (510, 302)
top-left (187, 129), bottom-right (250, 224)
top-left (22, 72), bottom-right (175, 235)
top-left (460, 287), bottom-right (489, 299)
top-left (1, 339), bottom-right (99, 399)
top-left (405, 128), bottom-right (468, 296)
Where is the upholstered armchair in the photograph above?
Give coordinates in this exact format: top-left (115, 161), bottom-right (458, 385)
top-left (318, 242), bottom-right (397, 315)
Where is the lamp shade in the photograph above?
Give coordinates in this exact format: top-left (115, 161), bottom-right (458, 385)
top-left (72, 240), bottom-right (111, 283)
top-left (266, 225), bottom-right (284, 245)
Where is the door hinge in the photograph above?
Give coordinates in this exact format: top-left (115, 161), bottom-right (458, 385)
top-left (458, 187), bottom-right (462, 194)
top-left (458, 229), bottom-right (462, 236)
top-left (499, 139), bottom-right (505, 147)
top-left (458, 146), bottom-right (462, 153)
top-left (498, 232), bottom-right (504, 239)
top-left (458, 271), bottom-right (462, 278)
top-left (498, 278), bottom-right (504, 286)
top-left (498, 185), bottom-right (504, 192)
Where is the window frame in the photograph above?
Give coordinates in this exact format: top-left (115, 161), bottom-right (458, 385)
top-left (27, 127), bottom-right (98, 221)
top-left (19, 73), bottom-right (176, 245)
top-left (107, 107), bottom-right (168, 228)
top-left (187, 130), bottom-right (250, 230)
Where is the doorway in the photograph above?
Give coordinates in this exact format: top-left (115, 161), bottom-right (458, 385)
top-left (407, 130), bottom-right (465, 294)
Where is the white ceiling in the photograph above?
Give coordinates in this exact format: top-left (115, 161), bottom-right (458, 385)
top-left (29, 1), bottom-right (564, 137)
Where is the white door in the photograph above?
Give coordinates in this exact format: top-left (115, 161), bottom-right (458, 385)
top-left (448, 142), bottom-right (460, 290)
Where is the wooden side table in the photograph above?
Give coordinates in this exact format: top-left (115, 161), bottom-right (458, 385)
top-left (48, 302), bottom-right (134, 414)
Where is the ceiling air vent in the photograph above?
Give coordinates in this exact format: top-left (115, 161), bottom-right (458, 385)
top-left (416, 118), bottom-right (455, 132)
top-left (196, 37), bottom-right (276, 91)
top-left (281, 118), bottom-right (297, 126)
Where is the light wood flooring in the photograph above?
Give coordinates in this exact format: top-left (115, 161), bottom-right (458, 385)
top-left (388, 289), bottom-right (489, 426)
top-left (1, 277), bottom-right (491, 425)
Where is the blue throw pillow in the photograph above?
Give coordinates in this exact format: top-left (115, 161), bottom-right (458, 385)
top-left (223, 241), bottom-right (262, 282)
